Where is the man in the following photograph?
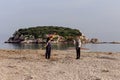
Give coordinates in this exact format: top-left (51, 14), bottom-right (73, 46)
top-left (74, 35), bottom-right (82, 59)
top-left (45, 37), bottom-right (52, 59)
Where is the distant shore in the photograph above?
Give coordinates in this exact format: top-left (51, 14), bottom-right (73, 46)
top-left (93, 41), bottom-right (120, 44)
top-left (0, 49), bottom-right (120, 80)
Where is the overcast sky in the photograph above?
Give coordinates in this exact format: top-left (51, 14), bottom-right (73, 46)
top-left (0, 0), bottom-right (120, 41)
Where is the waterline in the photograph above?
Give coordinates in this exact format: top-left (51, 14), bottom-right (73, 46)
top-left (0, 42), bottom-right (120, 52)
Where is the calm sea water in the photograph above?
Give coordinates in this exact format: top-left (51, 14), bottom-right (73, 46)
top-left (0, 34), bottom-right (120, 52)
top-left (82, 44), bottom-right (120, 52)
top-left (0, 41), bottom-right (120, 52)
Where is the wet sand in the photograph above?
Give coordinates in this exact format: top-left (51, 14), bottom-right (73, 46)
top-left (0, 49), bottom-right (120, 80)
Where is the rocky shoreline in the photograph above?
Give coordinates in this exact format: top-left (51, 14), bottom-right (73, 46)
top-left (0, 49), bottom-right (120, 80)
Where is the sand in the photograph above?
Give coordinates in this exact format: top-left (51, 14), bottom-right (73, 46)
top-left (0, 49), bottom-right (120, 80)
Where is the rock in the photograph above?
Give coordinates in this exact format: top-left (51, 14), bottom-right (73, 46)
top-left (90, 38), bottom-right (99, 43)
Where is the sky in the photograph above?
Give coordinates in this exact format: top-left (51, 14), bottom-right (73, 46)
top-left (0, 0), bottom-right (120, 41)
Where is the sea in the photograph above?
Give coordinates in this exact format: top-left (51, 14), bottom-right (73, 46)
top-left (0, 34), bottom-right (120, 52)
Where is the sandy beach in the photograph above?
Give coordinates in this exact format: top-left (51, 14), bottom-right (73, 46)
top-left (0, 49), bottom-right (120, 80)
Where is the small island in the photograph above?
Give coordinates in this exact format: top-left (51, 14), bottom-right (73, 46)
top-left (5, 26), bottom-right (88, 44)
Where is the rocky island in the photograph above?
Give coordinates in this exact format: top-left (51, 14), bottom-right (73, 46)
top-left (5, 26), bottom-right (89, 44)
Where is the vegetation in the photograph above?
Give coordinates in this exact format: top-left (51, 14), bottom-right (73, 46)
top-left (15, 26), bottom-right (82, 39)
top-left (6, 26), bottom-right (82, 43)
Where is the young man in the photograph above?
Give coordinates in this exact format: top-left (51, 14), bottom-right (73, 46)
top-left (74, 36), bottom-right (82, 59)
top-left (45, 37), bottom-right (52, 59)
